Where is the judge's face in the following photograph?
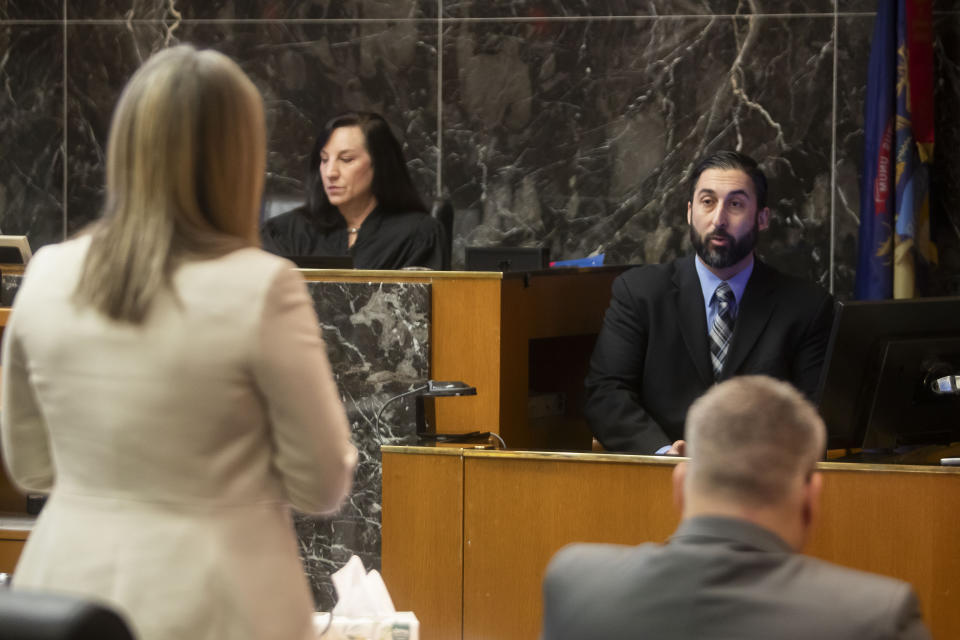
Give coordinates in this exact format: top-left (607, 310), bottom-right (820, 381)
top-left (686, 168), bottom-right (770, 274)
top-left (319, 125), bottom-right (375, 211)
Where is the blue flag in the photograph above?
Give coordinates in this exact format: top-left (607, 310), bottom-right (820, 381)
top-left (856, 0), bottom-right (936, 300)
top-left (855, 1), bottom-right (896, 300)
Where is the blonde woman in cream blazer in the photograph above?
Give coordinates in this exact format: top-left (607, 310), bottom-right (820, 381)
top-left (0, 45), bottom-right (357, 640)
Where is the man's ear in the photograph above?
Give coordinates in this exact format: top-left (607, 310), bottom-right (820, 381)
top-left (686, 201), bottom-right (692, 225)
top-left (757, 206), bottom-right (771, 231)
top-left (801, 471), bottom-right (823, 542)
top-left (672, 461), bottom-right (688, 514)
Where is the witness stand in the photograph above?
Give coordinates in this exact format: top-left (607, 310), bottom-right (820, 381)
top-left (382, 446), bottom-right (960, 640)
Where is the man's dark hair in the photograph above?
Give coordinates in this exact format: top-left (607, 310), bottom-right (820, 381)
top-left (305, 111), bottom-right (427, 230)
top-left (688, 150), bottom-right (768, 210)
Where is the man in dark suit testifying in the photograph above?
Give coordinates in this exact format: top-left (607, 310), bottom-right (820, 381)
top-left (584, 150), bottom-right (834, 454)
top-left (544, 376), bottom-right (931, 640)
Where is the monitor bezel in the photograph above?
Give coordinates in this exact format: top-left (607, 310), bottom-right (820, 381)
top-left (817, 296), bottom-right (960, 450)
top-left (0, 235), bottom-right (32, 265)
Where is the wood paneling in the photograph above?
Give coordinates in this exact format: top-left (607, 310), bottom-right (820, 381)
top-left (495, 270), bottom-right (620, 449)
top-left (297, 270), bottom-right (510, 437)
top-left (809, 466), bottom-right (960, 637)
top-left (0, 471), bottom-right (25, 513)
top-left (509, 270), bottom-right (617, 340)
top-left (297, 267), bottom-right (624, 448)
top-left (381, 448), bottom-right (960, 640)
top-left (431, 278), bottom-right (502, 434)
top-left (0, 529), bottom-right (27, 573)
top-left (381, 450), bottom-right (464, 640)
top-left (461, 454), bottom-right (677, 640)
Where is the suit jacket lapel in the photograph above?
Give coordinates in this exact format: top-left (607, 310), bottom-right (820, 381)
top-left (724, 259), bottom-right (777, 378)
top-left (674, 256), bottom-right (714, 387)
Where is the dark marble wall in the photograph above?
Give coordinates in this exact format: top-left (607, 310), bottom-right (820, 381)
top-left (299, 280), bottom-right (430, 609)
top-left (2, 2), bottom-right (960, 297)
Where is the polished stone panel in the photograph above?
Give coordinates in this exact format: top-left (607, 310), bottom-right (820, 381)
top-left (442, 15), bottom-right (834, 286)
top-left (4, 2), bottom-right (960, 296)
top-left (296, 280), bottom-right (430, 610)
top-left (836, 0), bottom-right (875, 11)
top-left (930, 12), bottom-right (960, 295)
top-left (64, 23), bottom-right (169, 236)
top-left (67, 0), bottom-right (435, 20)
top-left (65, 21), bottom-right (437, 235)
top-left (0, 25), bottom-right (64, 249)
top-left (443, 0), bottom-right (836, 18)
top-left (0, 2), bottom-right (61, 20)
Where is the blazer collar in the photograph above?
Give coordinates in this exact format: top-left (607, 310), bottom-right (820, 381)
top-left (723, 259), bottom-right (778, 378)
top-left (670, 515), bottom-right (793, 554)
top-left (673, 255), bottom-right (713, 387)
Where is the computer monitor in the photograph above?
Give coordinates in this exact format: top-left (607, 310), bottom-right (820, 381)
top-left (286, 255), bottom-right (354, 269)
top-left (817, 297), bottom-right (960, 450)
top-left (0, 235), bottom-right (32, 264)
top-left (464, 246), bottom-right (549, 272)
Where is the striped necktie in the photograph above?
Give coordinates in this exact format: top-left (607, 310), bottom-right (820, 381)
top-left (710, 282), bottom-right (736, 380)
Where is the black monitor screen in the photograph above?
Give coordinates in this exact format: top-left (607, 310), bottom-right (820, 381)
top-left (817, 297), bottom-right (960, 450)
top-left (464, 246), bottom-right (549, 272)
top-left (286, 255), bottom-right (354, 269)
top-left (0, 246), bottom-right (24, 264)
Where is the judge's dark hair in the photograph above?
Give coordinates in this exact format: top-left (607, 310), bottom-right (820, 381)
top-left (688, 150), bottom-right (768, 210)
top-left (305, 112), bottom-right (427, 229)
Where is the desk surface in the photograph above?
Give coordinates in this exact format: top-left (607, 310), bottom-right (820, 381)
top-left (0, 514), bottom-right (34, 533)
top-left (383, 444), bottom-right (960, 474)
top-left (296, 264), bottom-right (626, 282)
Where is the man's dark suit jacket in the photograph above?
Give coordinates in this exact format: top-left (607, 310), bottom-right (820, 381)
top-left (542, 516), bottom-right (931, 640)
top-left (584, 255), bottom-right (834, 453)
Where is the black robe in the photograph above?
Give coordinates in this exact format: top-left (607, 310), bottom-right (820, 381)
top-left (260, 205), bottom-right (447, 270)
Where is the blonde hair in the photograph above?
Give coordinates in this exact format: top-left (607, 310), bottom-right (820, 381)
top-left (685, 376), bottom-right (826, 507)
top-left (73, 44), bottom-right (266, 323)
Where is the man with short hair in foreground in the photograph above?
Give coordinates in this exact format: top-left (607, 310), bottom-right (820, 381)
top-left (543, 376), bottom-right (931, 640)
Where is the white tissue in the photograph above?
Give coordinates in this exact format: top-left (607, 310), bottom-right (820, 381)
top-left (330, 555), bottom-right (396, 618)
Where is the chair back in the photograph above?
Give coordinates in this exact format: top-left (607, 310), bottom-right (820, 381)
top-left (430, 199), bottom-right (454, 270)
top-left (0, 590), bottom-right (136, 640)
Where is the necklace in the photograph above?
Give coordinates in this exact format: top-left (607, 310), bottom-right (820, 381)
top-left (347, 227), bottom-right (360, 234)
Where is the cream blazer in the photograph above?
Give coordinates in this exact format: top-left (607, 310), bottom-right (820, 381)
top-left (1, 236), bottom-right (358, 640)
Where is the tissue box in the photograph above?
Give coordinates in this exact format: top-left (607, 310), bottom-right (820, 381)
top-left (313, 611), bottom-right (419, 640)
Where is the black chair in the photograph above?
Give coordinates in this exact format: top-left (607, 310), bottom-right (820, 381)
top-left (430, 199), bottom-right (454, 270)
top-left (0, 590), bottom-right (136, 640)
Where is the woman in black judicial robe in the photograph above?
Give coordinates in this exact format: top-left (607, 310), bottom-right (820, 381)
top-left (261, 112), bottom-right (447, 270)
